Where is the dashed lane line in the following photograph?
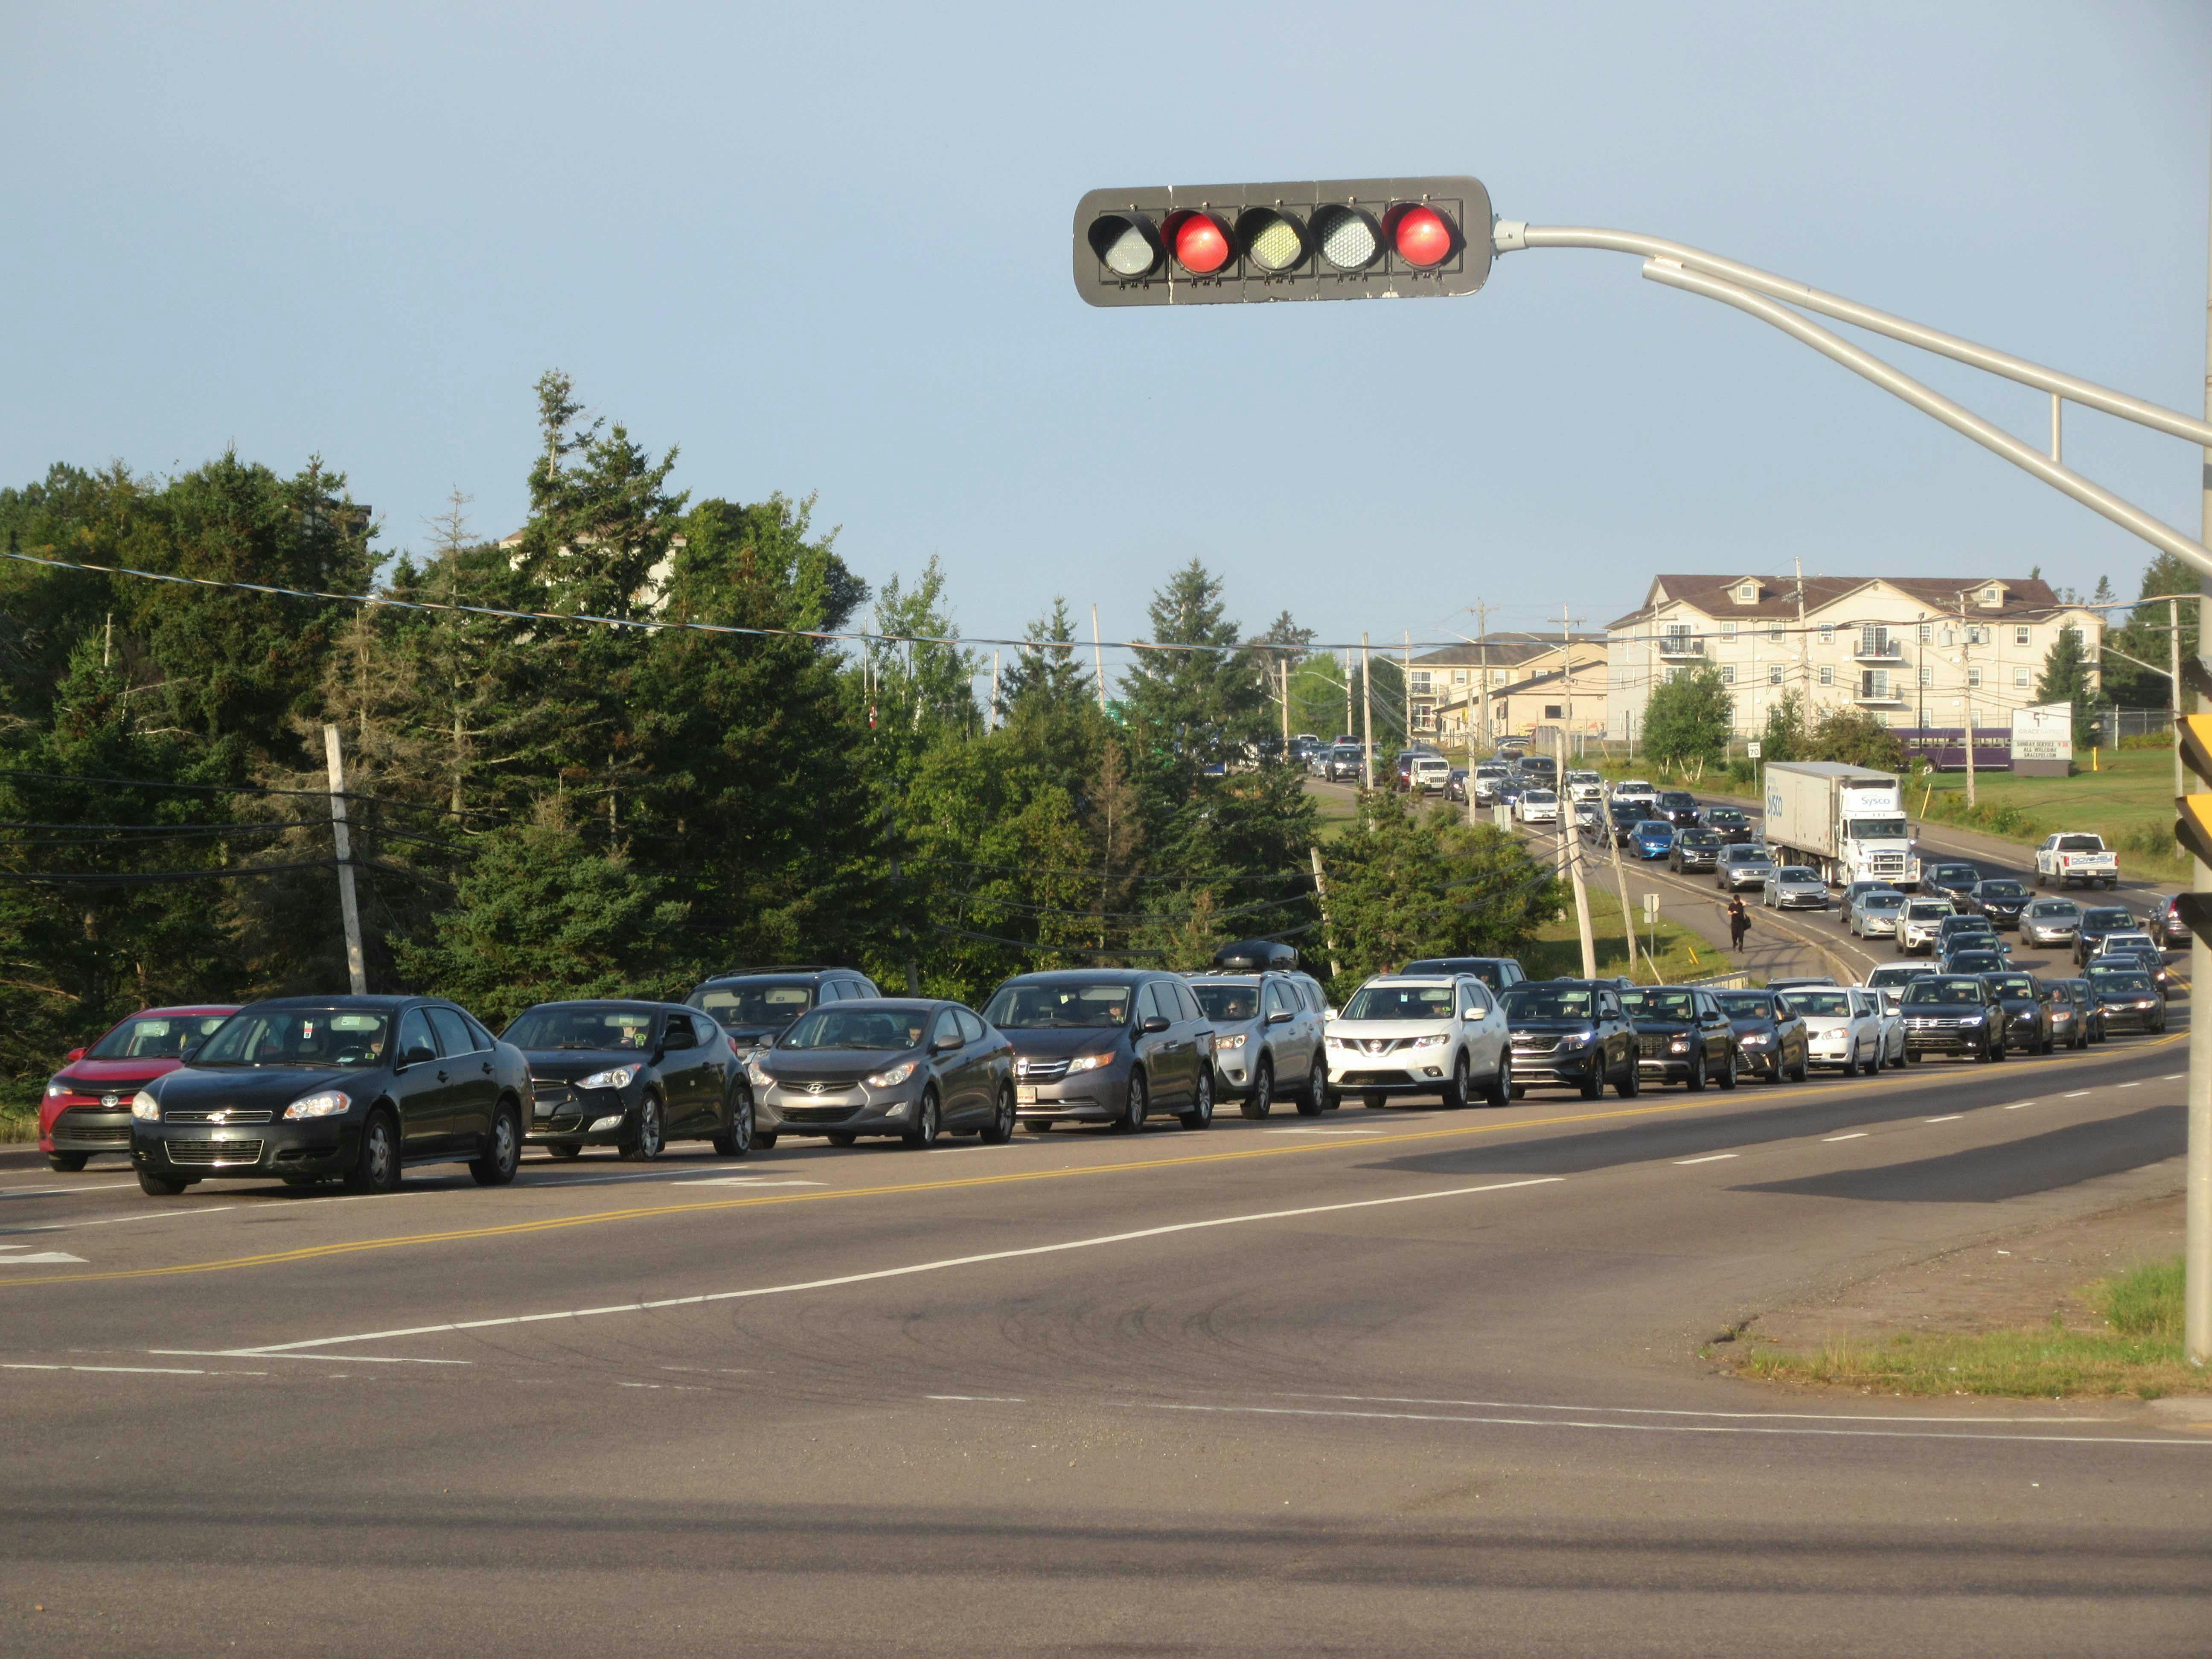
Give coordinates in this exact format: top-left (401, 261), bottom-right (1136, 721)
top-left (1822, 1132), bottom-right (1868, 1141)
top-left (1924, 1115), bottom-right (1964, 1123)
top-left (1672, 1153), bottom-right (1738, 1165)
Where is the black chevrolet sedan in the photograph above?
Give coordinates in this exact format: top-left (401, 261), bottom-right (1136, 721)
top-left (506, 1001), bottom-right (748, 1160)
top-left (129, 995), bottom-right (531, 1196)
top-left (748, 998), bottom-right (1016, 1148)
top-left (1711, 990), bottom-right (1810, 1083)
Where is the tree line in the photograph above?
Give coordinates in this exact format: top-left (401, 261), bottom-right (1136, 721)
top-left (0, 373), bottom-right (1557, 1105)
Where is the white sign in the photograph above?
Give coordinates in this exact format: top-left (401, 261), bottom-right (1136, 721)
top-left (1642, 893), bottom-right (1661, 923)
top-left (2011, 701), bottom-right (2073, 763)
top-left (1746, 740), bottom-right (1762, 760)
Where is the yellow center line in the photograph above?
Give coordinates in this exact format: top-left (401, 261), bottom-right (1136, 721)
top-left (6, 1034), bottom-right (2180, 1289)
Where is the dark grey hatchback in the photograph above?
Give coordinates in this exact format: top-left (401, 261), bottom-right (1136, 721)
top-left (507, 1001), bottom-right (748, 1161)
top-left (747, 998), bottom-right (1015, 1148)
top-left (128, 995), bottom-right (532, 1196)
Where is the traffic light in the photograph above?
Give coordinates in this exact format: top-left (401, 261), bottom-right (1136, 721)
top-left (2174, 708), bottom-right (2212, 871)
top-left (1073, 177), bottom-right (1493, 307)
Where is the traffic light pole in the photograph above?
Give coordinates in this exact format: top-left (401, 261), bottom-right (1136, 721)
top-left (2192, 141), bottom-right (2212, 1366)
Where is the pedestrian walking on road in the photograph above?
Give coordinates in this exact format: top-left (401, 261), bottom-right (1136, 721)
top-left (1727, 895), bottom-right (1750, 953)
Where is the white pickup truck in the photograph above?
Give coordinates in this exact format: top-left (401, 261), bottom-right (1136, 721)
top-left (2034, 832), bottom-right (2120, 890)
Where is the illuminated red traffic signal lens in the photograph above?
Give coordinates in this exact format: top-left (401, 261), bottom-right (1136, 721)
top-left (1168, 212), bottom-right (1232, 274)
top-left (1391, 205), bottom-right (1454, 268)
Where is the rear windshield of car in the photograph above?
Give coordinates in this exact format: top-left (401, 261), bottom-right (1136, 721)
top-left (504, 1006), bottom-right (656, 1051)
top-left (1342, 984), bottom-right (1455, 1021)
top-left (1866, 967), bottom-right (1927, 984)
top-left (1714, 992), bottom-right (1773, 1018)
top-left (1190, 983), bottom-right (1260, 1022)
top-left (1778, 868), bottom-right (1818, 882)
top-left (1904, 980), bottom-right (1985, 1004)
top-left (2101, 934), bottom-right (2155, 950)
top-left (193, 1008), bottom-right (392, 1068)
top-left (690, 978), bottom-right (815, 1027)
top-left (1620, 990), bottom-right (1695, 1019)
top-left (2055, 835), bottom-right (2105, 852)
top-left (1789, 990), bottom-right (1851, 1016)
top-left (1904, 901), bottom-right (1950, 919)
top-left (87, 1013), bottom-right (233, 1060)
top-left (1503, 987), bottom-right (1594, 1021)
top-left (983, 983), bottom-right (1132, 1029)
top-left (781, 1005), bottom-right (928, 1051)
top-left (1636, 821), bottom-right (1671, 835)
top-left (1403, 960), bottom-right (1508, 989)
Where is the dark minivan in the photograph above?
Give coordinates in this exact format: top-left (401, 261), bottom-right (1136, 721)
top-left (129, 995), bottom-right (532, 1196)
top-left (985, 971), bottom-right (1216, 1133)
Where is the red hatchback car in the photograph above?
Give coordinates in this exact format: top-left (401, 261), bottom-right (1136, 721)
top-left (41, 1006), bottom-right (240, 1172)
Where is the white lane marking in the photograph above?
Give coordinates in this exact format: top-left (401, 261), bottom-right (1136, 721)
top-left (1, 1363), bottom-right (267, 1376)
top-left (2063, 1090), bottom-right (2091, 1098)
top-left (0, 1247), bottom-right (87, 1265)
top-left (2003, 1101), bottom-right (2036, 1111)
top-left (1278, 1391), bottom-right (2113, 1425)
top-left (1, 1205), bottom-right (237, 1236)
top-left (1131, 1399), bottom-right (2206, 1449)
top-left (521, 1168), bottom-right (761, 1188)
top-left (1924, 1114), bottom-right (1964, 1123)
top-left (926, 1144), bottom-right (1025, 1153)
top-left (686, 1178), bottom-right (828, 1187)
top-left (2118, 1081), bottom-right (2141, 1089)
top-left (1821, 1132), bottom-right (1867, 1142)
top-left (927, 1394), bottom-right (1027, 1403)
top-left (2165, 1072), bottom-right (2185, 1080)
top-left (0, 1183), bottom-right (139, 1201)
top-left (148, 1350), bottom-right (469, 1365)
top-left (210, 1178), bottom-right (1568, 1357)
top-left (1672, 1153), bottom-right (1738, 1165)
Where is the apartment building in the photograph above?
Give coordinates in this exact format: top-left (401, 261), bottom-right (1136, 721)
top-left (1406, 632), bottom-right (1609, 738)
top-left (1604, 574), bottom-right (2103, 740)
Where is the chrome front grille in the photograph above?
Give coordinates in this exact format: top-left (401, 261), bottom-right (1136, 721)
top-left (1904, 1016), bottom-right (1963, 1030)
top-left (167, 1139), bottom-right (263, 1166)
top-left (165, 1109), bottom-right (274, 1125)
top-left (1016, 1057), bottom-right (1071, 1082)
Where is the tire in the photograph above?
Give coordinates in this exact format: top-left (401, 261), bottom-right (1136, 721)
top-left (137, 1170), bottom-right (192, 1196)
top-left (1180, 1068), bottom-right (1213, 1130)
top-left (1579, 1060), bottom-right (1604, 1100)
top-left (1716, 1049), bottom-right (1738, 1090)
top-left (342, 1108), bottom-right (401, 1195)
top-left (1510, 1083), bottom-right (1528, 1100)
top-left (1685, 1051), bottom-right (1706, 1092)
top-left (619, 1095), bottom-right (664, 1162)
top-left (1906, 1047), bottom-right (1922, 1063)
top-left (1792, 1050), bottom-right (1810, 1083)
top-left (712, 1087), bottom-right (755, 1158)
top-left (469, 1103), bottom-right (522, 1187)
top-left (1117, 1071), bottom-right (1149, 1133)
top-left (2039, 1032), bottom-right (2055, 1056)
top-left (1614, 1054), bottom-right (1640, 1099)
top-left (1442, 1051), bottom-right (1470, 1109)
top-left (827, 1131), bottom-right (856, 1147)
top-left (982, 1083), bottom-right (1015, 1144)
top-left (1241, 1059), bottom-right (1274, 1121)
top-left (47, 1152), bottom-right (87, 1173)
top-left (1484, 1053), bottom-right (1513, 1108)
top-left (902, 1089), bottom-right (941, 1149)
top-left (1297, 1056), bottom-right (1327, 1117)
top-left (546, 1143), bottom-right (582, 1160)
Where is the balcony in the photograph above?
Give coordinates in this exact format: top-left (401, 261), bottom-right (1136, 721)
top-left (1657, 635), bottom-right (1705, 659)
top-left (1854, 686), bottom-right (1907, 707)
top-left (1852, 636), bottom-right (1904, 661)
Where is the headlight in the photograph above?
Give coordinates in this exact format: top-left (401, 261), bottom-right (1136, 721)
top-left (865, 1060), bottom-right (918, 1089)
top-left (746, 1059), bottom-right (773, 1087)
top-left (283, 1090), bottom-right (350, 1120)
top-left (130, 1089), bottom-right (160, 1121)
top-left (1411, 1033), bottom-right (1447, 1049)
top-left (1668, 1037), bottom-right (1690, 1053)
top-left (1559, 1031), bottom-right (1594, 1048)
top-left (1217, 1032), bottom-right (1248, 1050)
top-left (45, 1081), bottom-right (69, 1099)
top-left (1959, 1014), bottom-right (1984, 1026)
top-left (1065, 1052), bottom-right (1116, 1074)
top-left (1740, 1032), bottom-right (1770, 1046)
top-left (576, 1065), bottom-right (640, 1091)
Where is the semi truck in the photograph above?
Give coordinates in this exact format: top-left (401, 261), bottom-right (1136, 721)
top-left (1761, 761), bottom-right (1921, 890)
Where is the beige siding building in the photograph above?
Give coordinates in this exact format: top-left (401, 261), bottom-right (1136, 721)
top-left (1604, 575), bottom-right (2102, 741)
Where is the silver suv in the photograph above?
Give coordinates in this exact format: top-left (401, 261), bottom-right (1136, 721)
top-left (1716, 844), bottom-right (1777, 892)
top-left (1186, 970), bottom-right (1329, 1118)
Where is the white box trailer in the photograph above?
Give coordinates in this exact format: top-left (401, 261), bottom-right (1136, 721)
top-left (1761, 761), bottom-right (1920, 889)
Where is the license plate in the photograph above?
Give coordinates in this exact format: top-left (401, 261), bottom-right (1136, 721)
top-left (1016, 1085), bottom-right (1038, 1105)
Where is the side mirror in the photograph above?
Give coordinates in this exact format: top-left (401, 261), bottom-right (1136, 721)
top-left (65, 1047), bottom-right (86, 1062)
top-left (1140, 1016), bottom-right (1171, 1034)
top-left (1265, 1009), bottom-right (1293, 1025)
top-left (931, 1035), bottom-right (964, 1054)
top-left (401, 1043), bottom-right (437, 1069)
top-left (179, 1042), bottom-right (203, 1064)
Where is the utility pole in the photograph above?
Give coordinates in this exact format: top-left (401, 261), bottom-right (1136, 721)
top-left (1090, 604), bottom-right (1108, 712)
top-left (2189, 120), bottom-right (2212, 1369)
top-left (1474, 598), bottom-right (1492, 752)
top-left (1404, 629), bottom-right (1415, 748)
top-left (1559, 603), bottom-right (1577, 764)
top-left (1793, 555), bottom-right (1809, 699)
top-left (1343, 648), bottom-right (1353, 739)
top-left (1359, 632), bottom-right (1374, 790)
top-left (322, 723), bottom-right (368, 995)
top-left (1309, 847), bottom-right (1342, 982)
top-left (1558, 724), bottom-right (1596, 976)
top-left (2171, 596), bottom-right (2185, 800)
top-left (1280, 655), bottom-right (1292, 756)
top-left (990, 649), bottom-right (1000, 733)
top-left (1604, 800), bottom-right (1639, 978)
top-left (1959, 589), bottom-right (1978, 807)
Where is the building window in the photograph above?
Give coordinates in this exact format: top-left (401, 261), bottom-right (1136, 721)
top-left (1861, 624), bottom-right (1893, 657)
top-left (1719, 620), bottom-right (1736, 640)
top-left (1543, 704), bottom-right (1563, 719)
top-left (1862, 669), bottom-right (1892, 701)
top-left (1919, 665), bottom-right (1933, 687)
top-left (1818, 623), bottom-right (1834, 645)
top-left (1918, 622), bottom-right (1933, 643)
top-left (1452, 669), bottom-right (1466, 685)
top-left (1768, 665), bottom-right (1784, 685)
top-left (1720, 665), bottom-right (1736, 685)
top-left (1968, 667), bottom-right (1983, 689)
top-left (1982, 585), bottom-right (2002, 605)
top-left (2014, 666), bottom-right (2031, 688)
top-left (2014, 625), bottom-right (2030, 646)
top-left (1819, 665), bottom-right (1834, 687)
top-left (1410, 671), bottom-right (1432, 694)
top-left (1768, 622), bottom-right (1784, 642)
top-left (1735, 582), bottom-right (1758, 603)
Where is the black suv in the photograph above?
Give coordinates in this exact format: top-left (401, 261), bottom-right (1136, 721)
top-left (129, 995), bottom-right (531, 1196)
top-left (506, 1000), bottom-right (749, 1160)
top-left (1669, 827), bottom-right (1724, 873)
top-left (1502, 980), bottom-right (1639, 1100)
top-left (1712, 989), bottom-right (1810, 1083)
top-left (2072, 907), bottom-right (2139, 967)
top-left (686, 965), bottom-right (882, 1056)
top-left (984, 971), bottom-right (1216, 1132)
top-left (1965, 878), bottom-right (2032, 930)
top-left (1619, 986), bottom-right (1740, 1090)
top-left (1653, 790), bottom-right (1702, 828)
top-left (1900, 975), bottom-right (2006, 1061)
top-left (1979, 972), bottom-right (2053, 1055)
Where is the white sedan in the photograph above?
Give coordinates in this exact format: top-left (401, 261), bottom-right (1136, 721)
top-left (1515, 788), bottom-right (1560, 825)
top-left (1786, 987), bottom-right (1889, 1076)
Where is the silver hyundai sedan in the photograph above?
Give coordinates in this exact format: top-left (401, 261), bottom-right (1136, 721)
top-left (1762, 865), bottom-right (1829, 911)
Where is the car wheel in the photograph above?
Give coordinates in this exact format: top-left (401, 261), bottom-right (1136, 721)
top-left (902, 1089), bottom-right (941, 1149)
top-left (1241, 1059), bottom-right (1274, 1121)
top-left (1117, 1071), bottom-right (1149, 1133)
top-left (1685, 1051), bottom-right (1706, 1093)
top-left (1483, 1053), bottom-right (1513, 1107)
top-left (1717, 1049), bottom-right (1738, 1090)
top-left (546, 1143), bottom-right (582, 1160)
top-left (1442, 1051), bottom-right (1470, 1109)
top-left (1579, 1059), bottom-right (1604, 1100)
top-left (342, 1108), bottom-right (401, 1195)
top-left (712, 1086), bottom-right (755, 1158)
top-left (1791, 1049), bottom-right (1810, 1083)
top-left (469, 1103), bottom-right (522, 1187)
top-left (982, 1083), bottom-right (1016, 1144)
top-left (827, 1131), bottom-right (857, 1147)
top-left (1299, 1056), bottom-right (1328, 1117)
top-left (1906, 1047), bottom-right (1922, 1063)
top-left (1362, 1091), bottom-right (1388, 1111)
top-left (1181, 1068), bottom-right (1214, 1130)
top-left (137, 1170), bottom-right (192, 1196)
top-left (1614, 1054), bottom-right (1640, 1099)
top-left (47, 1152), bottom-right (88, 1173)
top-left (619, 1094), bottom-right (664, 1162)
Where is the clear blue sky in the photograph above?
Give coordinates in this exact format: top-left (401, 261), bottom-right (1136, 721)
top-left (3, 2), bottom-right (2207, 658)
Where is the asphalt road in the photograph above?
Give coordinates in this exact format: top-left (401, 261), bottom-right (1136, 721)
top-left (4, 1026), bottom-right (2207, 1655)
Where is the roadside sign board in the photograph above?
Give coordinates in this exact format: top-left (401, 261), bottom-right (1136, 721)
top-left (1643, 894), bottom-right (1661, 923)
top-left (2011, 702), bottom-right (2072, 775)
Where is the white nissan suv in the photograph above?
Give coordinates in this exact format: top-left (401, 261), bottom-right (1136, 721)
top-left (1325, 975), bottom-right (1510, 1111)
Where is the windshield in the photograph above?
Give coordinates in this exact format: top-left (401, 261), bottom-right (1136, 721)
top-left (1949, 952), bottom-right (2004, 969)
top-left (1190, 983), bottom-right (1259, 1022)
top-left (1524, 789), bottom-right (1556, 803)
top-left (780, 1005), bottom-right (929, 1051)
top-left (1403, 960), bottom-right (1505, 989)
top-left (2101, 934), bottom-right (2154, 951)
top-left (1904, 901), bottom-right (1950, 919)
top-left (2081, 909), bottom-right (2134, 929)
top-left (1682, 830), bottom-right (1720, 847)
top-left (691, 978), bottom-right (815, 1028)
top-left (1503, 986), bottom-right (1594, 1021)
top-left (1342, 984), bottom-right (1455, 1021)
top-left (984, 982), bottom-right (1133, 1029)
top-left (1847, 817), bottom-right (1908, 840)
top-left (1932, 864), bottom-right (1978, 883)
top-left (1866, 967), bottom-right (1925, 985)
top-left (1621, 990), bottom-right (1696, 1020)
top-left (2026, 900), bottom-right (2078, 917)
top-left (2055, 835), bottom-right (2105, 852)
top-left (192, 1008), bottom-right (391, 1068)
top-left (1659, 793), bottom-right (1696, 809)
top-left (1637, 821), bottom-right (1671, 836)
top-left (1728, 848), bottom-right (1773, 864)
top-left (2090, 970), bottom-right (2152, 992)
top-left (1905, 980), bottom-right (1984, 1005)
top-left (1977, 881), bottom-right (2028, 899)
top-left (1714, 992), bottom-right (1773, 1018)
top-left (1987, 976), bottom-right (2035, 998)
top-left (1790, 991), bottom-right (1851, 1016)
top-left (1862, 894), bottom-right (1904, 912)
top-left (504, 1006), bottom-right (657, 1050)
top-left (87, 1013), bottom-right (232, 1060)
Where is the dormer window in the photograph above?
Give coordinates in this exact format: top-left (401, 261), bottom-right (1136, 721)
top-left (1978, 583), bottom-right (2005, 608)
top-left (1734, 581), bottom-right (1760, 605)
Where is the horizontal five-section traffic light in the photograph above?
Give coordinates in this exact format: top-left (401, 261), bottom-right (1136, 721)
top-left (1073, 177), bottom-right (1493, 306)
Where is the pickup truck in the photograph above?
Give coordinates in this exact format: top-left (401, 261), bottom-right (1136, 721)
top-left (2034, 832), bottom-right (2119, 891)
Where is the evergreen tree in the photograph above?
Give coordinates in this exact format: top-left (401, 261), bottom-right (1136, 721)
top-left (2101, 553), bottom-right (2197, 707)
top-left (1118, 560), bottom-right (1269, 773)
top-left (2035, 625), bottom-right (2097, 748)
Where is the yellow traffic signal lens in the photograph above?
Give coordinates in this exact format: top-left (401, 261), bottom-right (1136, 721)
top-left (1240, 210), bottom-right (1305, 273)
top-left (1312, 205), bottom-right (1380, 270)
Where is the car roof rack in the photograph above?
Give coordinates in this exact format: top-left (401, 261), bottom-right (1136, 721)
top-left (1212, 939), bottom-right (1299, 972)
top-left (703, 964), bottom-right (846, 980)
